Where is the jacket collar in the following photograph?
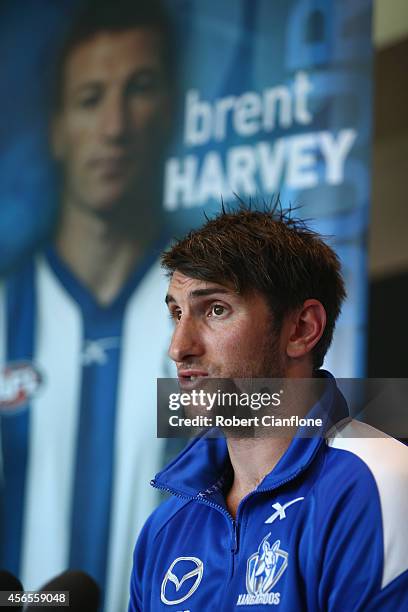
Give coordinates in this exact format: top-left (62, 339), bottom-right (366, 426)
top-left (154, 371), bottom-right (349, 498)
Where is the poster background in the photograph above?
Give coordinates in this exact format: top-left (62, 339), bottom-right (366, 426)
top-left (0, 0), bottom-right (374, 607)
top-left (0, 0), bottom-right (372, 370)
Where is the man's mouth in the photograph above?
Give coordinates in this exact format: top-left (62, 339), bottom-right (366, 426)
top-left (177, 370), bottom-right (208, 389)
top-left (88, 155), bottom-right (133, 176)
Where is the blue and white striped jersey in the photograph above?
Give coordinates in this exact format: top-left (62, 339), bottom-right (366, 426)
top-left (0, 245), bottom-right (174, 611)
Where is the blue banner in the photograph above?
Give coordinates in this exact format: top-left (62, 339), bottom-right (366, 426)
top-left (0, 0), bottom-right (372, 375)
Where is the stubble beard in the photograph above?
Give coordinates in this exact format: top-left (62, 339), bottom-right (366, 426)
top-left (229, 318), bottom-right (285, 380)
top-left (214, 322), bottom-right (287, 437)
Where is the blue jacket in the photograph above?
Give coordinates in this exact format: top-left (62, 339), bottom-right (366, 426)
top-left (129, 375), bottom-right (408, 610)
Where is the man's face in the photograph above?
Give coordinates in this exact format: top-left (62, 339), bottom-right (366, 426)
top-left (166, 271), bottom-right (286, 387)
top-left (52, 28), bottom-right (171, 214)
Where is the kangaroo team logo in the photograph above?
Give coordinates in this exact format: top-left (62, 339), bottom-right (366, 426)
top-left (161, 556), bottom-right (204, 605)
top-left (0, 361), bottom-right (43, 411)
top-left (247, 533), bottom-right (288, 595)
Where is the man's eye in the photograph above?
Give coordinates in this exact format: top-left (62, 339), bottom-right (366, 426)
top-left (210, 304), bottom-right (226, 317)
top-left (77, 93), bottom-right (101, 109)
top-left (169, 309), bottom-right (182, 322)
top-left (127, 74), bottom-right (161, 97)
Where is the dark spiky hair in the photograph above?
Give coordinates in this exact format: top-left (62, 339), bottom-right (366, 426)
top-left (162, 199), bottom-right (346, 369)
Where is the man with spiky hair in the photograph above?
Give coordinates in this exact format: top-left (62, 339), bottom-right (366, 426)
top-left (0, 1), bottom-right (176, 609)
top-left (129, 205), bottom-right (408, 611)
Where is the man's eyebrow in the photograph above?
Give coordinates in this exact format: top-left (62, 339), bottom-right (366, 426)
top-left (165, 287), bottom-right (232, 305)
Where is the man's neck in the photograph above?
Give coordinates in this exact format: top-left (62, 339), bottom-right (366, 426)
top-left (224, 370), bottom-right (319, 518)
top-left (55, 200), bottom-right (155, 306)
top-left (225, 437), bottom-right (291, 518)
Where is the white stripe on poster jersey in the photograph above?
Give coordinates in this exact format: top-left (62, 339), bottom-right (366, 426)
top-left (21, 256), bottom-right (83, 590)
top-left (327, 419), bottom-right (408, 588)
top-left (104, 259), bottom-right (174, 612)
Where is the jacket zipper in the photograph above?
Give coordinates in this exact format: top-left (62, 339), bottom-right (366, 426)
top-left (152, 479), bottom-right (239, 587)
top-left (152, 466), bottom-right (302, 588)
top-left (151, 479), bottom-right (236, 539)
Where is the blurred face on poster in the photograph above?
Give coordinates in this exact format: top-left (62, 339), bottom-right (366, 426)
top-left (51, 28), bottom-right (172, 217)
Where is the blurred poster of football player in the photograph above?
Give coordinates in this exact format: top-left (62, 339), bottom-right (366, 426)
top-left (0, 1), bottom-right (176, 610)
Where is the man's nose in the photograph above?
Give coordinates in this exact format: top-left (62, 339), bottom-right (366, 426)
top-left (168, 317), bottom-right (204, 363)
top-left (101, 93), bottom-right (127, 141)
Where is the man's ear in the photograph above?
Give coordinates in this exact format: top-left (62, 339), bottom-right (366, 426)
top-left (286, 299), bottom-right (326, 359)
top-left (50, 114), bottom-right (65, 161)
